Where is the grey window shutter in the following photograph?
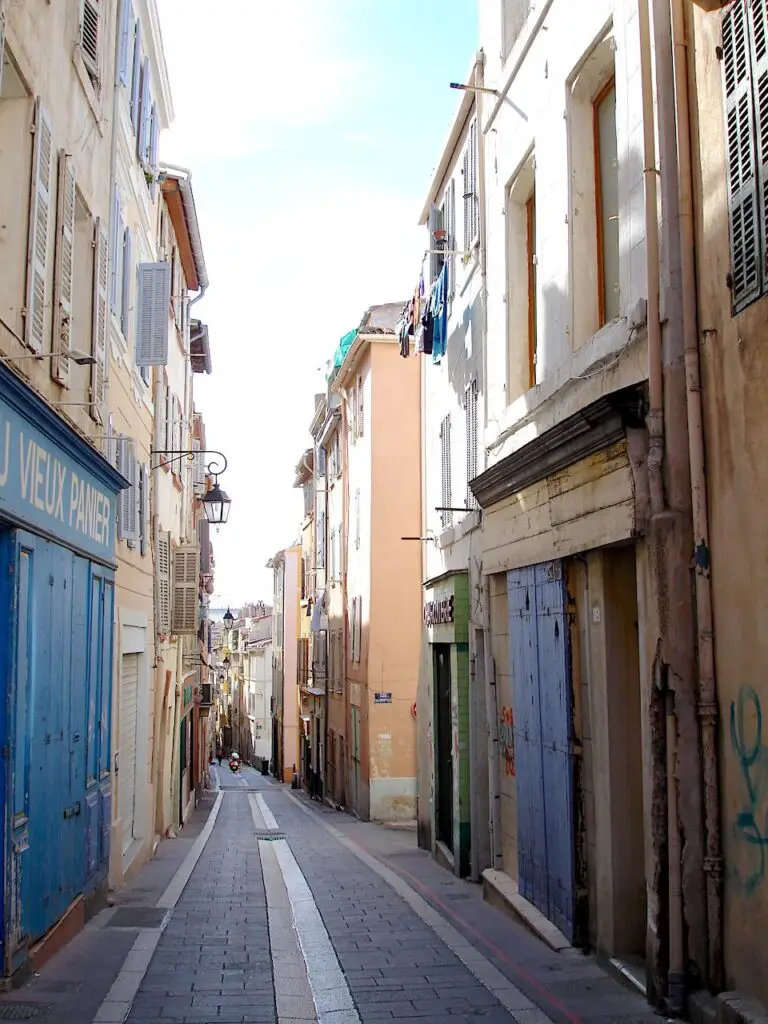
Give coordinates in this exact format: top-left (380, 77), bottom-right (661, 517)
top-left (90, 217), bottom-right (109, 421)
top-left (149, 102), bottom-right (159, 197)
top-left (447, 179), bottom-right (456, 299)
top-left (440, 414), bottom-right (453, 528)
top-left (428, 203), bottom-right (444, 284)
top-left (470, 119), bottom-right (479, 243)
top-left (118, 0), bottom-right (133, 86)
top-left (137, 59), bottom-right (151, 164)
top-left (130, 20), bottom-right (142, 131)
top-left (317, 511), bottom-right (326, 568)
top-left (139, 463), bottom-right (148, 556)
top-left (118, 437), bottom-right (137, 543)
top-left (26, 100), bottom-right (54, 355)
top-left (171, 544), bottom-right (199, 634)
top-left (156, 531), bottom-right (171, 634)
top-left (121, 226), bottom-right (132, 337)
top-left (52, 150), bottom-right (76, 386)
top-left (724, 0), bottom-right (761, 310)
top-left (465, 379), bottom-right (478, 509)
top-left (135, 262), bottom-right (170, 365)
top-left (80, 0), bottom-right (100, 79)
top-left (192, 438), bottom-right (206, 493)
top-left (749, 0), bottom-right (768, 291)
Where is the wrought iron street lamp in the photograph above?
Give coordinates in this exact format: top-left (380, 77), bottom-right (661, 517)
top-left (223, 608), bottom-right (234, 629)
top-left (150, 447), bottom-right (232, 525)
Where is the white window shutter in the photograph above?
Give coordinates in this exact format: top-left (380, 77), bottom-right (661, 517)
top-left (135, 262), bottom-right (170, 365)
top-left (52, 150), bottom-right (75, 387)
top-left (25, 100), bottom-right (54, 354)
top-left (171, 544), bottom-right (200, 634)
top-left (118, 0), bottom-right (132, 86)
top-left (130, 20), bottom-right (141, 132)
top-left (90, 217), bottom-right (109, 420)
top-left (156, 531), bottom-right (171, 634)
top-left (80, 0), bottom-right (100, 79)
top-left (121, 226), bottom-right (132, 337)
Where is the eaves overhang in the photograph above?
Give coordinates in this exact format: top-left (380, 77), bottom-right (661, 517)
top-left (469, 385), bottom-right (647, 510)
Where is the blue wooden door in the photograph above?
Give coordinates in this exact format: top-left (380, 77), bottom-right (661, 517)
top-left (507, 561), bottom-right (576, 941)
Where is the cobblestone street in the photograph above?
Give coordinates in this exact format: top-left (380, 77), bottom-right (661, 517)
top-left (0, 767), bottom-right (660, 1024)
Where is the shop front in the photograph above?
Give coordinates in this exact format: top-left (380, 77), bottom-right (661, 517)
top-left (0, 366), bottom-right (126, 977)
top-left (423, 572), bottom-right (471, 877)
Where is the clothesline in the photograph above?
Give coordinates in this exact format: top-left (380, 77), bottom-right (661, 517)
top-left (397, 262), bottom-right (448, 364)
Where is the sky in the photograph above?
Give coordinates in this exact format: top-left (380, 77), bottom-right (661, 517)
top-left (157, 0), bottom-right (478, 608)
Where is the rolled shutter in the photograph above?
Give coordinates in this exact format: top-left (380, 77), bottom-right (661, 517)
top-left (723, 0), bottom-right (761, 310)
top-left (26, 100), bottom-right (54, 354)
top-left (52, 151), bottom-right (76, 386)
top-left (90, 218), bottom-right (109, 420)
top-left (135, 262), bottom-right (170, 365)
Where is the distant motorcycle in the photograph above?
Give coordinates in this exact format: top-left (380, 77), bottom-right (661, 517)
top-left (229, 751), bottom-right (241, 773)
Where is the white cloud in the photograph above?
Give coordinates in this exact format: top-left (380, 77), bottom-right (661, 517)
top-left (157, 0), bottom-right (364, 164)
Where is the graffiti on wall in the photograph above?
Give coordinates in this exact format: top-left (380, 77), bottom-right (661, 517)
top-left (499, 706), bottom-right (516, 777)
top-left (730, 685), bottom-right (768, 896)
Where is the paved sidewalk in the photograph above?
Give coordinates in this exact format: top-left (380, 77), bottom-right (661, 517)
top-left (0, 766), bottom-right (664, 1024)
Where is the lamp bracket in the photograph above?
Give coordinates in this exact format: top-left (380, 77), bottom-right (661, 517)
top-left (150, 448), bottom-right (228, 476)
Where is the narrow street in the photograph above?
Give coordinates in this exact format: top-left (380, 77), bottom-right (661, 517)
top-left (1, 766), bottom-right (659, 1024)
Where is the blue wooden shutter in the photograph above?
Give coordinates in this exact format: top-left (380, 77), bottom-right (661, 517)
top-left (723, 0), bottom-right (761, 310)
top-left (135, 262), bottom-right (170, 365)
top-left (118, 0), bottom-right (133, 85)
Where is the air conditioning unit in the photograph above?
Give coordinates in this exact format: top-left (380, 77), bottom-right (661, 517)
top-left (200, 683), bottom-right (213, 706)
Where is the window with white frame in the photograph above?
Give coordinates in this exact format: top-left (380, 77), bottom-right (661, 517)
top-left (79, 0), bottom-right (101, 88)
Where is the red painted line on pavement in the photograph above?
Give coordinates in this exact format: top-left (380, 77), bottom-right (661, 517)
top-left (354, 840), bottom-right (584, 1024)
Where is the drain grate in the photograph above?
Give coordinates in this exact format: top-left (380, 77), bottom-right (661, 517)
top-left (254, 831), bottom-right (286, 841)
top-left (0, 1003), bottom-right (50, 1020)
top-left (105, 907), bottom-right (168, 929)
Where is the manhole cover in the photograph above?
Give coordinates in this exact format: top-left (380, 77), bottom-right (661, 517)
top-left (105, 907), bottom-right (168, 929)
top-left (0, 1003), bottom-right (49, 1020)
top-left (254, 831), bottom-right (286, 841)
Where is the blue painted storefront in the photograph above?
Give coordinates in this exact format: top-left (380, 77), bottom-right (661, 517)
top-left (507, 561), bottom-right (577, 943)
top-left (0, 365), bottom-right (126, 976)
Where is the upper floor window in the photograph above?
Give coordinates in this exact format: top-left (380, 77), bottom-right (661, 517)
top-left (80, 0), bottom-right (101, 88)
top-left (463, 119), bottom-right (479, 251)
top-left (723, 0), bottom-right (768, 312)
top-left (505, 151), bottom-right (537, 402)
top-left (440, 414), bottom-right (453, 529)
top-left (502, 0), bottom-right (533, 63)
top-left (594, 79), bottom-right (619, 324)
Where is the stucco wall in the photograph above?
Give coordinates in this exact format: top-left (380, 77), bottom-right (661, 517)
top-left (690, 3), bottom-right (768, 1004)
top-left (282, 546), bottom-right (302, 782)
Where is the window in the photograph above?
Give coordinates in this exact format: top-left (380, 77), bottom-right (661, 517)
top-left (297, 637), bottom-right (309, 686)
top-left (80, 0), bottom-right (101, 87)
top-left (356, 375), bottom-right (364, 438)
top-left (329, 528), bottom-right (336, 579)
top-left (443, 180), bottom-right (456, 299)
top-left (463, 120), bottom-right (479, 251)
top-left (594, 79), bottom-right (619, 324)
top-left (313, 630), bottom-right (328, 682)
top-left (316, 510), bottom-right (326, 568)
top-left (465, 379), bottom-right (478, 510)
top-left (350, 597), bottom-right (362, 663)
top-left (300, 557), bottom-right (307, 601)
top-left (129, 20), bottom-right (142, 133)
top-left (526, 190), bottom-right (537, 387)
top-left (117, 436), bottom-right (138, 543)
top-left (440, 414), bottom-right (452, 529)
top-left (329, 432), bottom-right (340, 478)
top-left (723, 0), bottom-right (768, 311)
top-left (121, 227), bottom-right (132, 339)
top-left (354, 488), bottom-right (361, 550)
top-left (502, 0), bottom-right (533, 62)
top-left (428, 202), bottom-right (445, 285)
top-left (505, 153), bottom-right (536, 402)
top-left (303, 482), bottom-right (313, 518)
top-left (52, 150), bottom-right (76, 387)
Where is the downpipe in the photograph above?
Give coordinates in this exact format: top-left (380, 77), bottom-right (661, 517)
top-left (668, 0), bottom-right (722, 988)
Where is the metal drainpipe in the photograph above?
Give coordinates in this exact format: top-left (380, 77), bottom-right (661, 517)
top-left (639, 0), bottom-right (685, 998)
top-left (668, 0), bottom-right (722, 988)
top-left (638, 0), bottom-right (665, 517)
top-left (482, 576), bottom-right (502, 870)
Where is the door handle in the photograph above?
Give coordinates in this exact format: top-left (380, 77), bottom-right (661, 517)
top-left (63, 802), bottom-right (82, 819)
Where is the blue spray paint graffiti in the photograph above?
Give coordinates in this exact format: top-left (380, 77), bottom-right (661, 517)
top-left (730, 686), bottom-right (768, 896)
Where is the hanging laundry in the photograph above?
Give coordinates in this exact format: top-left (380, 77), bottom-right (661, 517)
top-left (397, 300), bottom-right (411, 358)
top-left (420, 299), bottom-right (434, 355)
top-left (431, 263), bottom-right (449, 363)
